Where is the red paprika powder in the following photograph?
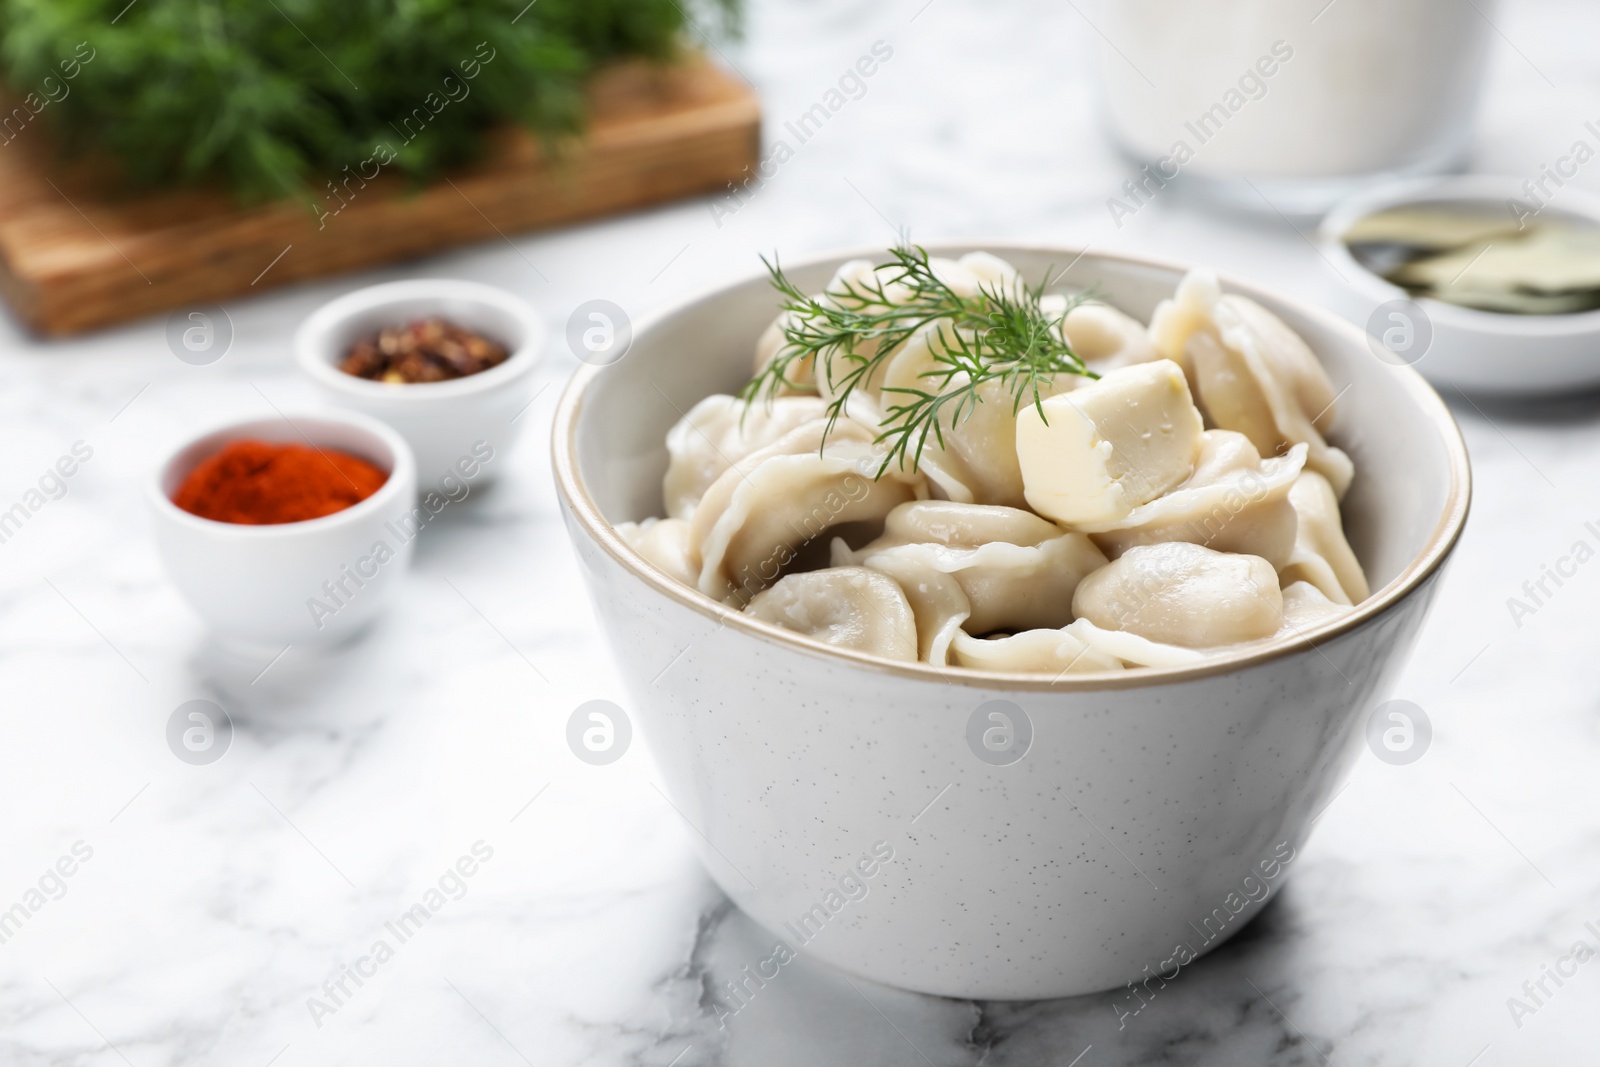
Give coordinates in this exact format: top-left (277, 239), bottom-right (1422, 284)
top-left (173, 440), bottom-right (387, 524)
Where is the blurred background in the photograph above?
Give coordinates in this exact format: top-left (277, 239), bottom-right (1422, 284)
top-left (1, 1), bottom-right (1597, 1065)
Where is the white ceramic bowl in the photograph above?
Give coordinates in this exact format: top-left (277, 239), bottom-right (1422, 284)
top-left (295, 279), bottom-right (545, 490)
top-left (1319, 175), bottom-right (1600, 395)
top-left (553, 245), bottom-right (1470, 999)
top-left (149, 411), bottom-right (418, 650)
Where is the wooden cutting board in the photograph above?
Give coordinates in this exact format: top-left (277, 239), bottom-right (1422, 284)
top-left (0, 56), bottom-right (759, 336)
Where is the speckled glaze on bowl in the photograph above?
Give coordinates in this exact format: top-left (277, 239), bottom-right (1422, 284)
top-left (552, 245), bottom-right (1470, 1000)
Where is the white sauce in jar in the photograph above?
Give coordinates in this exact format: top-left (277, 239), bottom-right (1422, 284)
top-left (1094, 0), bottom-right (1491, 181)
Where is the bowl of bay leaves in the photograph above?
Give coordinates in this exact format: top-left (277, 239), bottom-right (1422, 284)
top-left (552, 243), bottom-right (1469, 999)
top-left (1320, 174), bottom-right (1600, 395)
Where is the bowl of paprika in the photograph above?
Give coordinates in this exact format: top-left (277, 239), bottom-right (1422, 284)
top-left (148, 410), bottom-right (418, 649)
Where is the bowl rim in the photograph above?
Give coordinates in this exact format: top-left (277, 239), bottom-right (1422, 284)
top-left (147, 409), bottom-right (418, 537)
top-left (1317, 174), bottom-right (1600, 338)
top-left (294, 278), bottom-right (546, 401)
top-left (551, 242), bottom-right (1473, 692)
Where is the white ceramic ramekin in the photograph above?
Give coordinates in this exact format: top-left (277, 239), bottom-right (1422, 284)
top-left (1318, 175), bottom-right (1600, 395)
top-left (148, 410), bottom-right (418, 650)
top-left (295, 279), bottom-right (544, 490)
top-left (552, 245), bottom-right (1470, 1000)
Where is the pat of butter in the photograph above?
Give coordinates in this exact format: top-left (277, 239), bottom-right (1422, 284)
top-left (1015, 359), bottom-right (1204, 525)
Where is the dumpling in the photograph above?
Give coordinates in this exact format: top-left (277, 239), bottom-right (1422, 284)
top-left (616, 517), bottom-right (698, 587)
top-left (753, 309), bottom-right (817, 394)
top-left (663, 394), bottom-right (828, 519)
top-left (949, 250), bottom-right (1034, 302)
top-left (878, 318), bottom-right (959, 402)
top-left (745, 567), bottom-right (918, 661)
top-left (1279, 471), bottom-right (1370, 605)
top-left (950, 627), bottom-right (1123, 674)
top-left (1061, 618), bottom-right (1206, 668)
top-left (840, 255), bottom-right (1076, 508)
top-left (1226, 296), bottom-right (1343, 432)
top-left (879, 326), bottom-right (1078, 506)
top-left (1277, 580), bottom-right (1354, 634)
top-left (1151, 269), bottom-right (1340, 422)
top-left (840, 250), bottom-right (1026, 304)
top-left (690, 418), bottom-right (926, 604)
top-left (849, 550), bottom-right (971, 664)
top-left (1015, 360), bottom-right (1207, 526)
top-left (829, 256), bottom-right (917, 307)
top-left (754, 252), bottom-right (999, 400)
top-left (1071, 541), bottom-right (1283, 648)
top-left (1079, 432), bottom-right (1306, 568)
top-left (1046, 299), bottom-right (1160, 372)
top-left (859, 498), bottom-right (1076, 548)
top-left (751, 259), bottom-right (914, 403)
top-left (1149, 268), bottom-right (1354, 497)
top-left (806, 259), bottom-right (921, 404)
top-left (840, 500), bottom-right (1107, 635)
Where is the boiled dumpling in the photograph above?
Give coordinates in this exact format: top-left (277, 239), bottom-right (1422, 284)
top-left (850, 550), bottom-right (971, 664)
top-left (1071, 541), bottom-right (1283, 648)
top-left (878, 326), bottom-right (1078, 506)
top-left (864, 251), bottom-right (1022, 303)
top-left (1061, 618), bottom-right (1206, 668)
top-left (807, 259), bottom-right (922, 404)
top-left (861, 498), bottom-right (1076, 548)
top-left (804, 251), bottom-right (1032, 371)
top-left (746, 567), bottom-right (918, 661)
top-left (1278, 580), bottom-right (1354, 634)
top-left (840, 500), bottom-right (1107, 634)
top-left (751, 252), bottom-right (1005, 400)
top-left (1227, 296), bottom-right (1342, 432)
top-left (1150, 268), bottom-right (1354, 497)
top-left (877, 319), bottom-right (962, 420)
top-left (842, 255), bottom-right (1071, 507)
top-left (1015, 359), bottom-right (1207, 526)
top-left (691, 418), bottom-right (926, 604)
top-left (950, 250), bottom-right (1033, 302)
top-left (616, 517), bottom-right (697, 587)
top-left (1279, 471), bottom-right (1370, 605)
top-left (1151, 269), bottom-right (1340, 424)
top-left (1048, 299), bottom-right (1160, 372)
top-left (1080, 432), bottom-right (1306, 568)
top-left (752, 259), bottom-right (915, 403)
top-left (950, 627), bottom-right (1123, 674)
top-left (753, 309), bottom-right (817, 394)
top-left (663, 394), bottom-right (828, 519)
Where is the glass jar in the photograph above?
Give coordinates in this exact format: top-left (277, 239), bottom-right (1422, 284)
top-left (1093, 0), bottom-right (1494, 216)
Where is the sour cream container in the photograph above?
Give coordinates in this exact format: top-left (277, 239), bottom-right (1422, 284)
top-left (1092, 0), bottom-right (1493, 215)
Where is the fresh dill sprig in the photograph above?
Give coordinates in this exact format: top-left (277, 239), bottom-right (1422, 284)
top-left (739, 244), bottom-right (1098, 476)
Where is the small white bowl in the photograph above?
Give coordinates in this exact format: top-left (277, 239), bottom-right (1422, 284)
top-left (295, 279), bottom-right (545, 490)
top-left (1319, 175), bottom-right (1600, 395)
top-left (554, 244), bottom-right (1471, 1000)
top-left (148, 411), bottom-right (418, 650)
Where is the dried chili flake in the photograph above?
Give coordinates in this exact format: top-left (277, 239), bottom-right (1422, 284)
top-left (339, 317), bottom-right (509, 383)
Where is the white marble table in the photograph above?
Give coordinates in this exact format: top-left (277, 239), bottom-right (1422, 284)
top-left (3, 1), bottom-right (1599, 1064)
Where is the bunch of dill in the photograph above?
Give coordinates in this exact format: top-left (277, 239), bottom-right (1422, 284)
top-left (0, 0), bottom-right (739, 201)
